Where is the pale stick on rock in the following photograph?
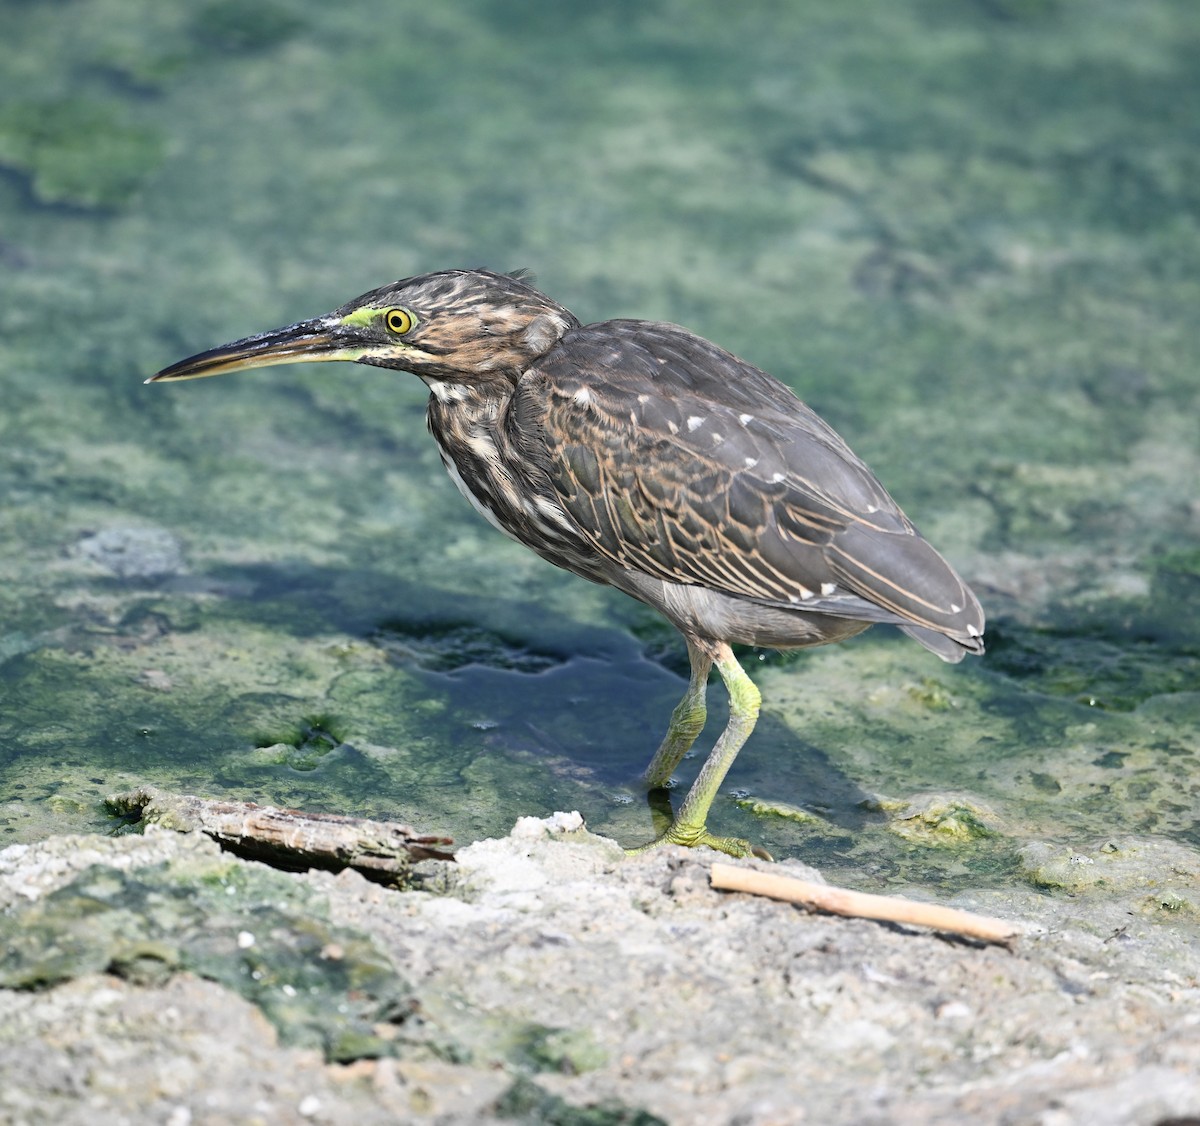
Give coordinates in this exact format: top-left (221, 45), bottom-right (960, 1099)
top-left (710, 863), bottom-right (1021, 946)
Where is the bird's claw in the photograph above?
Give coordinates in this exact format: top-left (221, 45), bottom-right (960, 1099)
top-left (625, 824), bottom-right (772, 861)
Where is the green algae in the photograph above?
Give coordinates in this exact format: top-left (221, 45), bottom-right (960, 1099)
top-left (987, 621), bottom-right (1199, 713)
top-left (252, 714), bottom-right (347, 771)
top-left (508, 1024), bottom-right (608, 1076)
top-left (886, 795), bottom-right (1002, 845)
top-left (0, 855), bottom-right (414, 1061)
top-left (0, 100), bottom-right (164, 209)
top-left (733, 796), bottom-right (826, 826)
top-left (493, 1075), bottom-right (666, 1126)
top-left (373, 621), bottom-right (567, 675)
top-left (190, 1), bottom-right (304, 54)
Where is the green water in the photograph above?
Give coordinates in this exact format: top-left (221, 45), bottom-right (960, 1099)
top-left (1, 0), bottom-right (1197, 894)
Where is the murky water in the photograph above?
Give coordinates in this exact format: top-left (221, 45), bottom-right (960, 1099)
top-left (1, 0), bottom-right (1197, 898)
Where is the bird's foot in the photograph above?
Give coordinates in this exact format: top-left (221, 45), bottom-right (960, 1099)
top-left (625, 822), bottom-right (772, 861)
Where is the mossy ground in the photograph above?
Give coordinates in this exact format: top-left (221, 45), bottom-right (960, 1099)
top-left (0, 0), bottom-right (1197, 902)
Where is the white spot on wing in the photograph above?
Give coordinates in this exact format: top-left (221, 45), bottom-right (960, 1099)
top-left (743, 457), bottom-right (758, 469)
top-left (739, 413), bottom-right (754, 425)
top-left (687, 415), bottom-right (705, 432)
top-left (866, 504), bottom-right (878, 513)
top-left (821, 582), bottom-right (836, 596)
top-left (572, 387), bottom-right (593, 407)
top-left (799, 586), bottom-right (814, 600)
top-left (667, 420), bottom-right (679, 435)
top-left (711, 432), bottom-right (724, 445)
top-left (950, 602), bottom-right (962, 613)
top-left (770, 472), bottom-right (785, 484)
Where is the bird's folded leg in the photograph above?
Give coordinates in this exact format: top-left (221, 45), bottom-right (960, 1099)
top-left (642, 639), bottom-right (713, 788)
top-left (629, 643), bottom-right (769, 860)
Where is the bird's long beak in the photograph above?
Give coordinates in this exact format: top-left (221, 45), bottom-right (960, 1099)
top-left (146, 316), bottom-right (375, 383)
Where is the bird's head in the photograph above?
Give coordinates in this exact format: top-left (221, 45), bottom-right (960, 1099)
top-left (148, 269), bottom-right (579, 387)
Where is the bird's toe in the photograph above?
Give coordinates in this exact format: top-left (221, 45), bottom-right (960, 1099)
top-left (625, 823), bottom-right (767, 860)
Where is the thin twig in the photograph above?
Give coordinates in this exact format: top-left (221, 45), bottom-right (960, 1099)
top-left (710, 863), bottom-right (1021, 946)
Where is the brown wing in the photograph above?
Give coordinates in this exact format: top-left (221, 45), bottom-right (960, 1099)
top-left (517, 320), bottom-right (984, 654)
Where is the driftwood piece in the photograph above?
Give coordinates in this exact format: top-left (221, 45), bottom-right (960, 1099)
top-left (710, 863), bottom-right (1021, 947)
top-left (108, 786), bottom-right (455, 886)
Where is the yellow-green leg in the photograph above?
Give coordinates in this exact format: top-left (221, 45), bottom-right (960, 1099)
top-left (642, 640), bottom-right (712, 788)
top-left (629, 641), bottom-right (764, 859)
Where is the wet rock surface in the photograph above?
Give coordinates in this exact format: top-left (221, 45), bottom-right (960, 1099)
top-left (2, 816), bottom-right (1198, 1125)
top-left (74, 526), bottom-right (185, 581)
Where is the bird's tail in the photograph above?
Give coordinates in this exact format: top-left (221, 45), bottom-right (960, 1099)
top-left (825, 522), bottom-right (985, 662)
top-left (898, 622), bottom-right (984, 663)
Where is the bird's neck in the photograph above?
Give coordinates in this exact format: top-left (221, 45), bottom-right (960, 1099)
top-left (420, 376), bottom-right (510, 410)
top-left (422, 377), bottom-right (515, 492)
top-left (422, 375), bottom-right (597, 579)
top-left (422, 377), bottom-right (529, 541)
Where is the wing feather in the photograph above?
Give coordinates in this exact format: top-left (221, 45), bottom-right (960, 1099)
top-left (516, 321), bottom-right (984, 652)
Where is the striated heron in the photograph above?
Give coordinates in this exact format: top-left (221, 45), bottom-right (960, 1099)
top-left (150, 268), bottom-right (984, 858)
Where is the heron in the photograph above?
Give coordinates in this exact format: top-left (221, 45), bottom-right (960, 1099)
top-left (150, 268), bottom-right (984, 858)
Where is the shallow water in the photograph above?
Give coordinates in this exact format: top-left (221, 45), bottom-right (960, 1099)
top-left (1, 0), bottom-right (1197, 899)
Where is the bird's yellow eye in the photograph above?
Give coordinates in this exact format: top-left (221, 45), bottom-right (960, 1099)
top-left (384, 308), bottom-right (416, 335)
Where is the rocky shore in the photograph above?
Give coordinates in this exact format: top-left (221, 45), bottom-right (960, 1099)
top-left (2, 813), bottom-right (1199, 1125)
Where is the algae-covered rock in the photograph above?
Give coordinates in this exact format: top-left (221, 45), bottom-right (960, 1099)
top-left (75, 525), bottom-right (185, 579)
top-left (0, 836), bottom-right (415, 1062)
top-left (732, 794), bottom-right (827, 826)
top-left (885, 793), bottom-right (1002, 845)
top-left (492, 1075), bottom-right (665, 1125)
top-left (1018, 836), bottom-right (1200, 896)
